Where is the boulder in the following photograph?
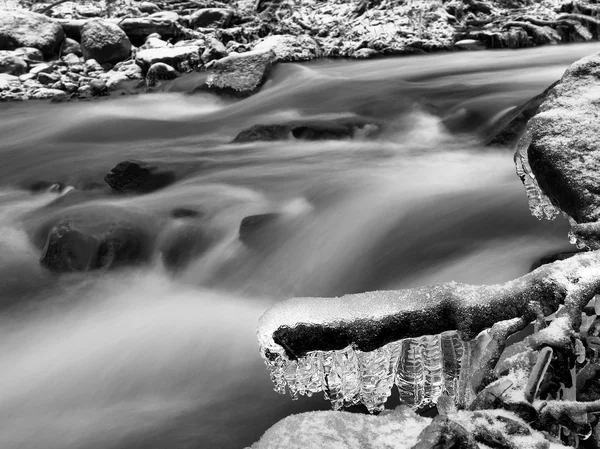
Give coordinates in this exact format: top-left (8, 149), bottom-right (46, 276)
top-left (239, 213), bottom-right (282, 247)
top-left (0, 10), bottom-right (64, 59)
top-left (135, 46), bottom-right (201, 73)
top-left (190, 8), bottom-right (233, 29)
top-left (62, 37), bottom-right (82, 57)
top-left (0, 51), bottom-right (28, 75)
top-left (146, 62), bottom-right (180, 87)
top-left (81, 19), bottom-right (132, 65)
top-left (254, 34), bottom-right (320, 62)
top-left (412, 415), bottom-right (478, 449)
top-left (104, 160), bottom-right (176, 194)
top-left (524, 52), bottom-right (600, 224)
top-left (232, 118), bottom-right (381, 143)
top-left (118, 17), bottom-right (180, 46)
top-left (205, 49), bottom-right (275, 97)
top-left (38, 208), bottom-right (156, 272)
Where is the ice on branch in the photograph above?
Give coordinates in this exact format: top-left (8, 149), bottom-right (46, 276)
top-left (514, 126), bottom-right (559, 221)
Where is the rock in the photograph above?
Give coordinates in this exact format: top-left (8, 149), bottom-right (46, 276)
top-left (89, 79), bottom-right (107, 96)
top-left (30, 63), bottom-right (54, 75)
top-left (81, 19), bottom-right (132, 65)
top-left (139, 2), bottom-right (161, 14)
top-left (146, 62), bottom-right (180, 87)
top-left (104, 160), bottom-right (176, 194)
top-left (251, 406), bottom-right (429, 449)
top-left (135, 46), bottom-right (200, 73)
top-left (239, 213), bottom-right (282, 247)
top-left (159, 223), bottom-right (213, 271)
top-left (190, 8), bottom-right (233, 29)
top-left (39, 208), bottom-right (156, 272)
top-left (233, 118), bottom-right (381, 143)
top-left (412, 415), bottom-right (478, 449)
top-left (525, 52), bottom-right (600, 224)
top-left (62, 37), bottom-right (82, 57)
top-left (205, 49), bottom-right (275, 97)
top-left (352, 48), bottom-right (379, 59)
top-left (487, 81), bottom-right (559, 147)
top-left (454, 38), bottom-right (486, 50)
top-left (84, 58), bottom-right (103, 72)
top-left (12, 46), bottom-right (43, 62)
top-left (77, 84), bottom-right (93, 98)
top-left (30, 88), bottom-right (67, 100)
top-left (118, 17), bottom-right (180, 46)
top-left (140, 37), bottom-right (170, 50)
top-left (37, 71), bottom-right (60, 85)
top-left (0, 10), bottom-right (65, 59)
top-left (254, 34), bottom-right (320, 62)
top-left (62, 53), bottom-right (81, 66)
top-left (201, 37), bottom-right (228, 64)
top-left (0, 51), bottom-right (27, 75)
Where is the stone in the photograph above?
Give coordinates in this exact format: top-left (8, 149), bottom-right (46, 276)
top-left (0, 10), bottom-right (65, 59)
top-left (412, 415), bottom-right (478, 449)
top-left (139, 2), bottom-right (161, 14)
top-left (77, 84), bottom-right (93, 98)
top-left (525, 52), bottom-right (600, 224)
top-left (30, 63), bottom-right (54, 75)
top-left (254, 34), bottom-right (320, 62)
top-left (352, 48), bottom-right (379, 59)
top-left (81, 19), bottom-right (132, 65)
top-left (89, 79), bottom-right (107, 96)
top-left (205, 49), bottom-right (275, 97)
top-left (84, 58), bottom-right (104, 72)
top-left (454, 38), bottom-right (486, 50)
top-left (37, 71), bottom-right (60, 85)
top-left (106, 72), bottom-right (134, 91)
top-left (201, 37), bottom-right (228, 64)
top-left (12, 46), bottom-right (43, 62)
top-left (30, 88), bottom-right (67, 100)
top-left (62, 53), bottom-right (81, 66)
top-left (118, 17), bottom-right (180, 46)
top-left (140, 37), bottom-right (170, 50)
top-left (62, 37), bottom-right (82, 57)
top-left (104, 160), bottom-right (176, 194)
top-left (146, 62), bottom-right (180, 87)
top-left (135, 46), bottom-right (200, 73)
top-left (239, 213), bottom-right (282, 247)
top-left (0, 51), bottom-right (27, 75)
top-left (190, 8), bottom-right (233, 29)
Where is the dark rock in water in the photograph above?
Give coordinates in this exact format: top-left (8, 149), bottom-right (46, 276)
top-left (146, 62), bottom-right (180, 87)
top-left (0, 10), bottom-right (65, 59)
top-left (37, 206), bottom-right (158, 272)
top-left (205, 49), bottom-right (275, 97)
top-left (159, 223), bottom-right (213, 271)
top-left (239, 213), bottom-right (282, 247)
top-left (81, 19), bottom-right (132, 65)
top-left (171, 208), bottom-right (200, 218)
top-left (412, 415), bottom-right (478, 449)
top-left (525, 52), bottom-right (600, 224)
top-left (486, 81), bottom-right (559, 147)
top-left (190, 8), bottom-right (233, 29)
top-left (104, 160), bottom-right (176, 194)
top-left (232, 119), bottom-right (381, 143)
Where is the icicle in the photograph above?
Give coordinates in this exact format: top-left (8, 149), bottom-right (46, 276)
top-left (422, 334), bottom-right (444, 405)
top-left (357, 346), bottom-right (394, 413)
top-left (514, 127), bottom-right (559, 220)
top-left (440, 331), bottom-right (464, 400)
top-left (396, 338), bottom-right (425, 407)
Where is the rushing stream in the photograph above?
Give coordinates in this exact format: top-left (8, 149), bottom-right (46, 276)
top-left (0, 43), bottom-right (598, 449)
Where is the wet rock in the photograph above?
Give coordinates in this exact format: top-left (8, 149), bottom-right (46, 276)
top-left (37, 71), bottom-right (60, 85)
top-left (487, 81), bottom-right (559, 147)
top-left (0, 51), bottom-right (28, 75)
top-left (62, 37), bottom-right (82, 57)
top-left (525, 52), bottom-right (600, 224)
top-left (104, 160), bottom-right (176, 194)
top-left (159, 223), bottom-right (213, 271)
top-left (233, 119), bottom-right (381, 142)
top-left (146, 62), bottom-right (180, 87)
top-left (118, 17), bottom-right (180, 46)
top-left (39, 212), bottom-right (155, 272)
top-left (239, 213), bottom-right (282, 247)
top-left (253, 34), bottom-right (320, 62)
top-left (412, 415), bottom-right (478, 449)
top-left (30, 88), bottom-right (67, 100)
top-left (190, 8), bottom-right (233, 29)
top-left (205, 49), bottom-right (275, 97)
top-left (0, 10), bottom-right (65, 59)
top-left (135, 46), bottom-right (201, 73)
top-left (81, 19), bottom-right (132, 65)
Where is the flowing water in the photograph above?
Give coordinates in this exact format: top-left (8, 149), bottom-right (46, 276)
top-left (0, 43), bottom-right (597, 449)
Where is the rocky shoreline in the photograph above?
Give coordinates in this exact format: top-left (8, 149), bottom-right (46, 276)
top-left (1, 0), bottom-right (600, 102)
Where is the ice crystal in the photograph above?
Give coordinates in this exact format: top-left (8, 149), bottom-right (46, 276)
top-left (260, 331), bottom-right (468, 412)
top-left (514, 128), bottom-right (559, 221)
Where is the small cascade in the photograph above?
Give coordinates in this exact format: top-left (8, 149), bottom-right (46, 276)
top-left (259, 330), bottom-right (468, 412)
top-left (514, 128), bottom-right (559, 221)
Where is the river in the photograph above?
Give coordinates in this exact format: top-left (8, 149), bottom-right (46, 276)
top-left (0, 43), bottom-right (597, 449)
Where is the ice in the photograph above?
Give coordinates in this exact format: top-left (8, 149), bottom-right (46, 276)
top-left (259, 331), bottom-right (468, 412)
top-left (514, 128), bottom-right (559, 221)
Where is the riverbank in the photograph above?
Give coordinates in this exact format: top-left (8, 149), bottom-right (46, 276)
top-left (1, 0), bottom-right (600, 102)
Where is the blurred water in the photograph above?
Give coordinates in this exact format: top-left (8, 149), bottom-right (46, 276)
top-left (0, 44), bottom-right (596, 448)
